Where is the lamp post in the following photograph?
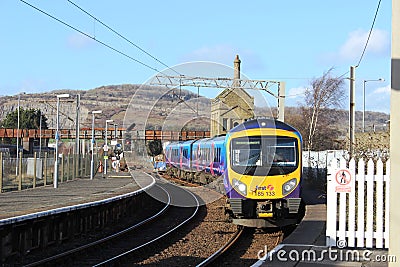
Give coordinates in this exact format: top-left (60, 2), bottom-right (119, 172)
top-left (15, 92), bottom-right (25, 176)
top-left (104, 119), bottom-right (113, 176)
top-left (39, 113), bottom-right (42, 158)
top-left (363, 78), bottom-right (384, 132)
top-left (54, 93), bottom-right (70, 188)
top-left (90, 110), bottom-right (102, 180)
top-left (15, 94), bottom-right (20, 176)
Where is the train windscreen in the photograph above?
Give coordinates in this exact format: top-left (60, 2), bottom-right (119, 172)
top-left (230, 136), bottom-right (298, 176)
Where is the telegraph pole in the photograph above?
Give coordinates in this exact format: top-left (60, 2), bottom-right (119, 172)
top-left (349, 66), bottom-right (356, 158)
top-left (389, 0), bottom-right (400, 264)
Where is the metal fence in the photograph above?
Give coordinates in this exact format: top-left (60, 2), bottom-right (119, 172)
top-left (0, 152), bottom-right (98, 192)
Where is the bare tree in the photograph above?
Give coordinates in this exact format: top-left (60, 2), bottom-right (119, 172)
top-left (302, 68), bottom-right (345, 151)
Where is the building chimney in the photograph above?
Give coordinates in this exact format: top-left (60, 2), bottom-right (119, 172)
top-left (233, 55), bottom-right (241, 87)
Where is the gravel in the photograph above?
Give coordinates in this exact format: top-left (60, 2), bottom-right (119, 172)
top-left (132, 195), bottom-right (286, 266)
top-left (134, 197), bottom-right (238, 266)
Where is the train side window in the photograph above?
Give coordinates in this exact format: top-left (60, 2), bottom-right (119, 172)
top-left (214, 147), bottom-right (219, 162)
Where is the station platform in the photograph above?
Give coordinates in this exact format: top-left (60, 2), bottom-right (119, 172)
top-left (253, 187), bottom-right (389, 267)
top-left (0, 171), bottom-right (143, 223)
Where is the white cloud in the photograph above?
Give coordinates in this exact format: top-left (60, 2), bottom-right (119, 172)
top-left (180, 44), bottom-right (264, 71)
top-left (322, 29), bottom-right (390, 63)
top-left (339, 29), bottom-right (389, 61)
top-left (366, 84), bottom-right (390, 114)
top-left (372, 84), bottom-right (390, 95)
top-left (284, 86), bottom-right (307, 107)
top-left (67, 33), bottom-right (94, 49)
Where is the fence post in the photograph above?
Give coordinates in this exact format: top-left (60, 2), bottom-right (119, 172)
top-left (366, 159), bottom-right (374, 248)
top-left (61, 154), bottom-right (65, 183)
top-left (74, 154), bottom-right (78, 178)
top-left (376, 159), bottom-right (384, 248)
top-left (357, 158), bottom-right (365, 247)
top-left (84, 154), bottom-right (88, 177)
top-left (385, 159), bottom-right (390, 248)
top-left (67, 153), bottom-right (70, 181)
top-left (44, 152), bottom-right (48, 186)
top-left (33, 152), bottom-right (37, 189)
top-left (337, 158), bottom-right (347, 246)
top-left (72, 153), bottom-right (76, 179)
top-left (0, 152), bottom-right (3, 192)
top-left (326, 158), bottom-right (338, 246)
top-left (18, 151), bottom-right (22, 191)
top-left (347, 158), bottom-right (356, 247)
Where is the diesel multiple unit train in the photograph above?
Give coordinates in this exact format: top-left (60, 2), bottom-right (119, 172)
top-left (164, 118), bottom-right (303, 227)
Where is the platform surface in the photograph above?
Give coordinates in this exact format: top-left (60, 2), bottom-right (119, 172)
top-left (0, 171), bottom-right (146, 222)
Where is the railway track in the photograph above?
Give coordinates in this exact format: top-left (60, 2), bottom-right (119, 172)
top-left (23, 179), bottom-right (200, 266)
top-left (207, 227), bottom-right (289, 266)
top-left (150, 172), bottom-right (290, 266)
top-left (17, 167), bottom-right (296, 266)
top-left (196, 226), bottom-right (244, 266)
top-left (191, 226), bottom-right (286, 266)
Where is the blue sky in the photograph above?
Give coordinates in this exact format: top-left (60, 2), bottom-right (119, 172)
top-left (0, 0), bottom-right (392, 113)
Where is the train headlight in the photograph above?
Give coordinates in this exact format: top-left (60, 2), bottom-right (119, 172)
top-left (282, 178), bottom-right (297, 195)
top-left (233, 179), bottom-right (247, 196)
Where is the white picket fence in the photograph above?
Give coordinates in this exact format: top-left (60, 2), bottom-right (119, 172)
top-left (326, 157), bottom-right (390, 248)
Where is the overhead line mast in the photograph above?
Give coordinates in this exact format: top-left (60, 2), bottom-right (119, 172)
top-left (150, 75), bottom-right (286, 121)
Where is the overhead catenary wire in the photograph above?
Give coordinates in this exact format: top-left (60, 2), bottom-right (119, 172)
top-left (19, 0), bottom-right (161, 73)
top-left (336, 0), bottom-right (382, 79)
top-left (355, 0), bottom-right (382, 68)
top-left (66, 0), bottom-right (181, 76)
top-left (19, 0), bottom-right (205, 118)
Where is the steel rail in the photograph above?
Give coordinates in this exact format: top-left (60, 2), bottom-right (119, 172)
top-left (94, 186), bottom-right (201, 266)
top-left (196, 226), bottom-right (245, 267)
top-left (25, 183), bottom-right (170, 267)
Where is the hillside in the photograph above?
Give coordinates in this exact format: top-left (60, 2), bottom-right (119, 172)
top-left (0, 84), bottom-right (390, 150)
top-left (0, 84), bottom-right (210, 131)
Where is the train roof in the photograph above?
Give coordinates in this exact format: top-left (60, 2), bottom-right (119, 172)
top-left (165, 140), bottom-right (193, 149)
top-left (229, 118), bottom-right (299, 133)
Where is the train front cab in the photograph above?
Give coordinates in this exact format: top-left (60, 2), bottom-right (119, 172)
top-left (225, 126), bottom-right (303, 228)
